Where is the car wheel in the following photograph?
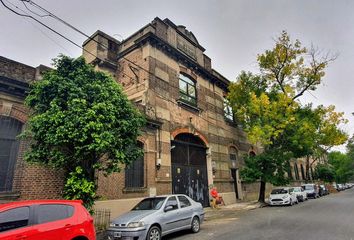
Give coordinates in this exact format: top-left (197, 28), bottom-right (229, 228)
top-left (191, 216), bottom-right (200, 233)
top-left (146, 226), bottom-right (161, 240)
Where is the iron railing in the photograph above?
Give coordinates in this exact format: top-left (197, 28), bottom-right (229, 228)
top-left (93, 208), bottom-right (110, 232)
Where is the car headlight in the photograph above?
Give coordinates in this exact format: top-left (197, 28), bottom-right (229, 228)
top-left (127, 221), bottom-right (144, 228)
top-left (282, 196), bottom-right (288, 199)
top-left (109, 223), bottom-right (116, 227)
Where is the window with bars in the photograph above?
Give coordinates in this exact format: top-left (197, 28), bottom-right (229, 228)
top-left (229, 146), bottom-right (238, 169)
top-left (0, 116), bottom-right (23, 192)
top-left (125, 142), bottom-right (144, 188)
top-left (179, 74), bottom-right (197, 106)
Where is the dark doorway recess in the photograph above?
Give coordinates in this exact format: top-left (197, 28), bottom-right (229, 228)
top-left (231, 169), bottom-right (239, 199)
top-left (171, 133), bottom-right (209, 207)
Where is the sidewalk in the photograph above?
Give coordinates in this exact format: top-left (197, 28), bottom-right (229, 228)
top-left (204, 200), bottom-right (263, 222)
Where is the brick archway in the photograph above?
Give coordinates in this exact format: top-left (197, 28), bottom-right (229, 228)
top-left (0, 103), bottom-right (28, 124)
top-left (171, 127), bottom-right (209, 147)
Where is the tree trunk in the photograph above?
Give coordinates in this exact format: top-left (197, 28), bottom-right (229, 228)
top-left (258, 180), bottom-right (266, 203)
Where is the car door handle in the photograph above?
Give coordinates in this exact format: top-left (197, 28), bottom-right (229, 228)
top-left (65, 223), bottom-right (72, 230)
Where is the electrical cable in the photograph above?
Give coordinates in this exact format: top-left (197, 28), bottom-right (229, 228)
top-left (2, 0), bottom-right (230, 126)
top-left (14, 0), bottom-right (225, 99)
top-left (21, 0), bottom-right (48, 17)
top-left (5, 1), bottom-right (72, 55)
top-left (20, 0), bottom-right (186, 82)
top-left (1, 0), bottom-right (97, 60)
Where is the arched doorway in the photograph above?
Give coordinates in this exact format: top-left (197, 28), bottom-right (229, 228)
top-left (171, 133), bottom-right (209, 207)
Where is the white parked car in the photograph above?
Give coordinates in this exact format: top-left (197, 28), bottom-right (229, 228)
top-left (292, 186), bottom-right (308, 202)
top-left (269, 187), bottom-right (298, 206)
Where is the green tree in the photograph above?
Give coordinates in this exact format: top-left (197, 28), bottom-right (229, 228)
top-left (23, 55), bottom-right (145, 210)
top-left (228, 31), bottom-right (344, 203)
top-left (328, 137), bottom-right (354, 184)
top-left (314, 164), bottom-right (335, 183)
top-left (328, 151), bottom-right (354, 184)
top-left (229, 71), bottom-right (298, 202)
top-left (283, 105), bottom-right (347, 181)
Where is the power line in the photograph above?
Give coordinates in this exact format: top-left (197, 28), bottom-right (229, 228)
top-left (6, 0), bottom-right (224, 97)
top-left (19, 0), bottom-right (168, 80)
top-left (20, 0), bottom-right (48, 17)
top-left (1, 0), bottom-right (71, 55)
top-left (2, 0), bottom-right (231, 125)
top-left (1, 0), bottom-right (96, 59)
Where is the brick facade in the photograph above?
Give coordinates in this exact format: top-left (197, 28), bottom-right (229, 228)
top-left (83, 17), bottom-right (255, 205)
top-left (0, 56), bottom-right (64, 201)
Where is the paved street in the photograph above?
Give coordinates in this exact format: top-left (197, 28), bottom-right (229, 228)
top-left (166, 189), bottom-right (354, 240)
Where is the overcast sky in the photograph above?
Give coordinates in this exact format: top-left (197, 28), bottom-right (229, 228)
top-left (1, 0), bottom-right (353, 151)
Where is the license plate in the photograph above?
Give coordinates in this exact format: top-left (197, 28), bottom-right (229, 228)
top-left (114, 232), bottom-right (122, 238)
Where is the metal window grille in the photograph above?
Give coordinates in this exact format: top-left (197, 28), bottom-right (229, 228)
top-left (229, 146), bottom-right (238, 169)
top-left (0, 116), bottom-right (23, 192)
top-left (93, 208), bottom-right (111, 232)
top-left (125, 142), bottom-right (144, 188)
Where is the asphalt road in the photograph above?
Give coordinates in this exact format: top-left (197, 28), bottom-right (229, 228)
top-left (166, 188), bottom-right (354, 240)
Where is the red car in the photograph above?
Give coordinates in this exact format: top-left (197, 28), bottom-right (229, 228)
top-left (0, 200), bottom-right (95, 240)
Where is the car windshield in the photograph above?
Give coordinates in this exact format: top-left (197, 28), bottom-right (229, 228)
top-left (303, 185), bottom-right (314, 190)
top-left (132, 197), bottom-right (166, 210)
top-left (293, 188), bottom-right (300, 192)
top-left (271, 189), bottom-right (288, 194)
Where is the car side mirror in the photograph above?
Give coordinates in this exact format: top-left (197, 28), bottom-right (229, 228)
top-left (164, 205), bottom-right (174, 212)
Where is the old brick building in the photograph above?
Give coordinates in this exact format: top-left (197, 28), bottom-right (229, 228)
top-left (0, 18), bottom-right (319, 216)
top-left (0, 18), bottom-right (255, 209)
top-left (82, 18), bottom-right (256, 211)
top-left (0, 56), bottom-right (64, 202)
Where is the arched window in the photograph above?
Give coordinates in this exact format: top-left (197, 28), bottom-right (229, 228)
top-left (0, 116), bottom-right (23, 192)
top-left (294, 164), bottom-right (300, 180)
top-left (300, 164), bottom-right (305, 180)
top-left (125, 141), bottom-right (144, 188)
top-left (229, 146), bottom-right (238, 169)
top-left (179, 74), bottom-right (197, 106)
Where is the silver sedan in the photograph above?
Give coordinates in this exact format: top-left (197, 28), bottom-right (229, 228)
top-left (106, 194), bottom-right (204, 240)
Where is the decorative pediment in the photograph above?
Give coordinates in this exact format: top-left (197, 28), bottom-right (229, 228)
top-left (176, 25), bottom-right (199, 46)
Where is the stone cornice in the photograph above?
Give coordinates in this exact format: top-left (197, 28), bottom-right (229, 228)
top-left (0, 76), bottom-right (29, 98)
